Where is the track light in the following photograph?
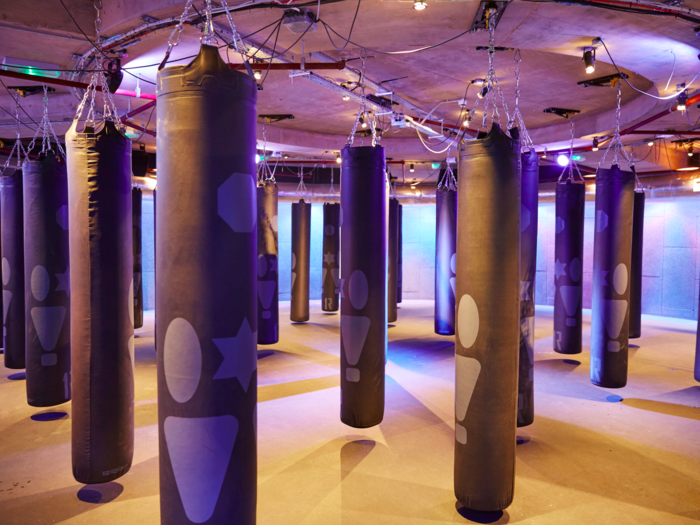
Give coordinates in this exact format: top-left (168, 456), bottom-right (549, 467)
top-left (342, 95), bottom-right (350, 101)
top-left (541, 148), bottom-right (547, 159)
top-left (414, 0), bottom-right (427, 10)
top-left (477, 86), bottom-right (489, 99)
top-left (410, 163), bottom-right (415, 173)
top-left (557, 154), bottom-right (569, 167)
top-left (583, 49), bottom-right (595, 74)
top-left (648, 140), bottom-right (654, 147)
top-left (336, 153), bottom-right (342, 163)
top-left (689, 147), bottom-right (694, 157)
top-left (592, 137), bottom-right (599, 151)
top-left (360, 115), bottom-right (367, 128)
top-left (253, 70), bottom-right (262, 81)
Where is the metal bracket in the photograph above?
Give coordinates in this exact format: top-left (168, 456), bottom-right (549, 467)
top-left (578, 73), bottom-right (629, 88)
top-left (543, 107), bottom-right (581, 119)
top-left (472, 1), bottom-right (509, 32)
top-left (475, 46), bottom-right (515, 52)
top-left (259, 114), bottom-right (295, 123)
top-left (8, 86), bottom-right (55, 98)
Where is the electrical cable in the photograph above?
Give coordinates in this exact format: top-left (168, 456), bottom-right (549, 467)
top-left (259, 20), bottom-right (283, 87)
top-left (325, 0), bottom-right (362, 51)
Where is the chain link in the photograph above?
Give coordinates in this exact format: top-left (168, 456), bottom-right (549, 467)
top-left (74, 60), bottom-right (125, 132)
top-left (159, 0), bottom-right (195, 70)
top-left (28, 85), bottom-right (66, 159)
top-left (94, 0), bottom-right (102, 44)
top-left (558, 115), bottom-right (584, 182)
top-left (511, 49), bottom-right (533, 149)
top-left (2, 94), bottom-right (28, 174)
top-left (597, 80), bottom-right (633, 170)
top-left (347, 50), bottom-right (379, 147)
top-left (201, 0), bottom-right (217, 46)
top-left (437, 153), bottom-right (457, 191)
top-left (220, 0), bottom-right (248, 56)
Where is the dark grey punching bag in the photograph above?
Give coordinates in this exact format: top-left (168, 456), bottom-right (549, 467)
top-left (340, 145), bottom-right (387, 428)
top-left (133, 188), bottom-right (144, 329)
top-left (590, 165), bottom-right (635, 389)
top-left (291, 199), bottom-right (311, 323)
top-left (629, 190), bottom-right (645, 339)
top-left (455, 124), bottom-right (520, 511)
top-left (157, 45), bottom-right (257, 525)
top-left (388, 198), bottom-right (399, 323)
top-left (1, 170), bottom-right (25, 369)
top-left (322, 202), bottom-right (340, 312)
top-left (257, 182), bottom-right (279, 344)
top-left (553, 180), bottom-right (585, 354)
top-left (23, 154), bottom-right (70, 407)
top-left (435, 188), bottom-right (457, 335)
top-left (518, 148), bottom-right (539, 428)
top-left (66, 119), bottom-right (134, 484)
top-left (696, 294), bottom-right (700, 382)
top-left (397, 203), bottom-right (403, 304)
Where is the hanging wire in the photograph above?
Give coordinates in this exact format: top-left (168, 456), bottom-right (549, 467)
top-left (27, 85), bottom-right (66, 159)
top-left (2, 93), bottom-right (29, 174)
top-left (557, 115), bottom-right (585, 183)
top-left (597, 80), bottom-right (634, 171)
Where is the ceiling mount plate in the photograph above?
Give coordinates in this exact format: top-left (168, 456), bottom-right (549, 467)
top-left (472, 1), bottom-right (509, 32)
top-left (578, 73), bottom-right (629, 88)
top-left (259, 114), bottom-right (295, 123)
top-left (7, 86), bottom-right (56, 98)
top-left (543, 107), bottom-right (581, 119)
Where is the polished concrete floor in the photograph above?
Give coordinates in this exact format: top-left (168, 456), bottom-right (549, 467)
top-left (0, 300), bottom-right (699, 524)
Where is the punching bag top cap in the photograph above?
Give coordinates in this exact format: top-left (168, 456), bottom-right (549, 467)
top-left (341, 144), bottom-right (385, 169)
top-left (459, 123), bottom-right (518, 155)
top-left (523, 147), bottom-right (539, 167)
top-left (67, 119), bottom-right (129, 143)
top-left (158, 43), bottom-right (257, 101)
top-left (596, 164), bottom-right (635, 186)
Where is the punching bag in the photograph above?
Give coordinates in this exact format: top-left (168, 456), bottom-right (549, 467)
top-left (322, 202), bottom-right (340, 312)
top-left (397, 203), bottom-right (403, 304)
top-left (629, 189), bottom-right (645, 339)
top-left (157, 45), bottom-right (257, 525)
top-left (518, 148), bottom-right (539, 427)
top-left (133, 188), bottom-right (144, 329)
top-left (553, 179), bottom-right (585, 354)
top-left (257, 182), bottom-right (279, 344)
top-left (388, 198), bottom-right (399, 323)
top-left (66, 119), bottom-right (133, 484)
top-left (340, 145), bottom-right (387, 428)
top-left (1, 170), bottom-right (25, 369)
top-left (23, 153), bottom-right (71, 407)
top-left (455, 124), bottom-right (520, 511)
top-left (590, 165), bottom-right (635, 388)
top-left (435, 188), bottom-right (457, 335)
top-left (291, 199), bottom-right (311, 323)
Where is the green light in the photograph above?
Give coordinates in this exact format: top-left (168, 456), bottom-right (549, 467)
top-left (431, 162), bottom-right (440, 169)
top-left (572, 154), bottom-right (582, 161)
top-left (2, 65), bottom-right (61, 79)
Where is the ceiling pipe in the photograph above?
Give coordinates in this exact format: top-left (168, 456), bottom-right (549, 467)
top-left (623, 130), bottom-right (700, 136)
top-left (230, 61), bottom-right (346, 71)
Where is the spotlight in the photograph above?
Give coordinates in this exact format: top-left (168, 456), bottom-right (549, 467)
top-left (689, 147), bottom-right (694, 157)
top-left (336, 153), bottom-right (342, 163)
top-left (414, 0), bottom-right (427, 10)
top-left (557, 154), bottom-right (569, 167)
top-left (676, 84), bottom-right (688, 111)
top-left (477, 86), bottom-right (489, 99)
top-left (342, 95), bottom-right (350, 101)
top-left (592, 137), bottom-right (599, 152)
top-left (253, 70), bottom-right (262, 81)
top-left (541, 148), bottom-right (548, 159)
top-left (648, 140), bottom-right (654, 147)
top-left (284, 154), bottom-right (289, 159)
top-left (360, 115), bottom-right (367, 128)
top-left (410, 164), bottom-right (415, 173)
top-left (255, 153), bottom-right (261, 163)
top-left (583, 49), bottom-right (595, 74)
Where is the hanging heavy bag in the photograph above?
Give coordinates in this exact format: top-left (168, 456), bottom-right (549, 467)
top-left (258, 181), bottom-right (279, 344)
top-left (23, 153), bottom-right (71, 407)
top-left (133, 188), bottom-right (144, 329)
top-left (435, 187), bottom-right (457, 335)
top-left (388, 197), bottom-right (399, 323)
top-left (397, 203), bottom-right (403, 304)
top-left (454, 124), bottom-right (520, 511)
top-left (322, 202), bottom-right (340, 312)
top-left (291, 199), bottom-right (311, 323)
top-left (628, 189), bottom-right (645, 339)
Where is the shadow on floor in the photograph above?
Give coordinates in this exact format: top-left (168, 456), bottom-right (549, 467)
top-left (621, 398), bottom-right (700, 421)
top-left (456, 504), bottom-right (509, 524)
top-left (77, 482), bottom-right (124, 504)
top-left (30, 411), bottom-right (68, 422)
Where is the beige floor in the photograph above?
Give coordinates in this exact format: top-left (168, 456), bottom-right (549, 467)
top-left (0, 300), bottom-right (699, 524)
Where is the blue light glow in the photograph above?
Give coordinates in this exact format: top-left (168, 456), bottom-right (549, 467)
top-left (557, 154), bottom-right (569, 167)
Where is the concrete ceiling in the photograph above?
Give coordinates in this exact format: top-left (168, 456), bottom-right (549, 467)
top-left (2, 0), bottom-right (700, 183)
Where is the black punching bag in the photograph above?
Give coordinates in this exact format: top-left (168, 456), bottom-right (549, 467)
top-left (257, 182), bottom-right (279, 344)
top-left (629, 190), bottom-right (645, 339)
top-left (553, 179), bottom-right (585, 354)
top-left (435, 188), bottom-right (457, 335)
top-left (590, 165), bottom-right (635, 388)
top-left (518, 148), bottom-right (538, 427)
top-left (340, 145), bottom-right (386, 428)
top-left (157, 45), bottom-right (257, 525)
top-left (397, 203), bottom-right (403, 304)
top-left (133, 188), bottom-right (144, 329)
top-left (388, 198), bottom-right (399, 323)
top-left (291, 199), bottom-right (311, 322)
top-left (455, 125), bottom-right (519, 511)
top-left (66, 119), bottom-right (134, 484)
top-left (1, 170), bottom-right (25, 369)
top-left (322, 202), bottom-right (340, 312)
top-left (23, 154), bottom-right (71, 406)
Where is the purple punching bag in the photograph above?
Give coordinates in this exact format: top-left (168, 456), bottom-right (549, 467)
top-left (455, 124), bottom-right (520, 511)
top-left (157, 44), bottom-right (258, 524)
top-left (257, 181), bottom-right (279, 344)
top-left (397, 203), bottom-right (403, 304)
top-left (23, 153), bottom-right (71, 407)
top-left (133, 188), bottom-right (144, 329)
top-left (322, 202), bottom-right (340, 312)
top-left (590, 165), bottom-right (635, 388)
top-left (435, 187), bottom-right (457, 335)
top-left (553, 179), bottom-right (585, 354)
top-left (628, 189), bottom-right (645, 339)
top-left (1, 169), bottom-right (25, 369)
top-left (340, 145), bottom-right (387, 428)
top-left (518, 148), bottom-right (539, 427)
top-left (66, 118), bottom-right (134, 484)
top-left (388, 197), bottom-right (399, 323)
top-left (291, 199), bottom-right (311, 323)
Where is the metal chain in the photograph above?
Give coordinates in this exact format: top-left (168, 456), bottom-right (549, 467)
top-left (28, 85), bottom-right (66, 159)
top-left (220, 0), bottom-right (248, 56)
top-left (2, 94), bottom-right (28, 173)
top-left (598, 80), bottom-right (633, 170)
top-left (159, 0), bottom-right (195, 69)
top-left (296, 166), bottom-right (308, 198)
top-left (201, 0), bottom-right (217, 45)
top-left (437, 153), bottom-right (458, 191)
top-left (511, 49), bottom-right (533, 149)
top-left (94, 0), bottom-right (102, 44)
top-left (347, 51), bottom-right (370, 146)
top-left (557, 115), bottom-right (584, 182)
top-left (74, 62), bottom-right (124, 131)
top-left (329, 166), bottom-right (336, 194)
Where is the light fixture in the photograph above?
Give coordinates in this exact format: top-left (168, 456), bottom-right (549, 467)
top-left (2, 57), bottom-right (61, 79)
top-left (676, 84), bottom-right (688, 112)
top-left (414, 0), bottom-right (428, 10)
top-left (410, 164), bottom-right (415, 173)
top-left (541, 148), bottom-right (548, 159)
top-left (648, 140), bottom-right (654, 147)
top-left (253, 70), bottom-right (262, 81)
top-left (592, 137), bottom-right (599, 151)
top-left (342, 95), bottom-right (350, 101)
top-left (360, 115), bottom-right (367, 128)
top-left (477, 86), bottom-right (489, 99)
top-left (583, 48), bottom-right (595, 74)
top-left (678, 154), bottom-right (700, 171)
top-left (431, 162), bottom-right (441, 169)
top-left (336, 153), bottom-right (342, 163)
top-left (255, 153), bottom-right (261, 163)
top-left (557, 154), bottom-right (569, 167)
top-left (689, 147), bottom-right (694, 157)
